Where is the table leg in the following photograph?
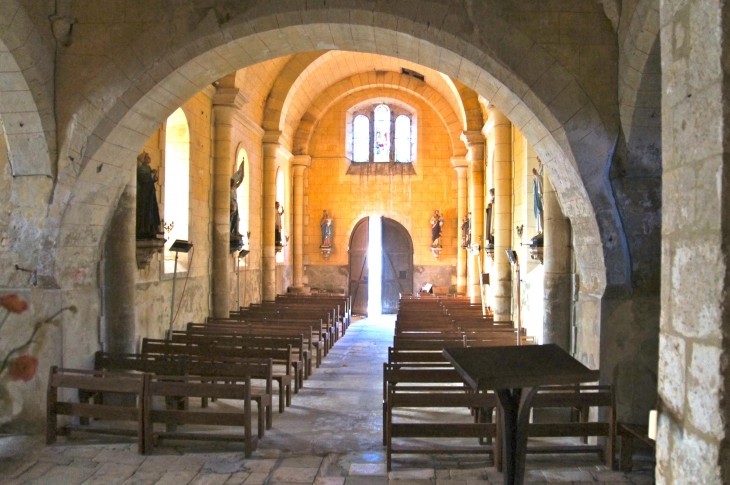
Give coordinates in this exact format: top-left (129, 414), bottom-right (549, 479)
top-left (496, 387), bottom-right (538, 485)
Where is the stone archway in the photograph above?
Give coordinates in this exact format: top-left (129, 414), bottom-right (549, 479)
top-left (43, 4), bottom-right (624, 377)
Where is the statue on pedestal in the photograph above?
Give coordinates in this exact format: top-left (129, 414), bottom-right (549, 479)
top-left (136, 151), bottom-right (162, 239)
top-left (320, 210), bottom-right (333, 247)
top-left (430, 210), bottom-right (444, 247)
top-left (485, 188), bottom-right (495, 248)
top-left (533, 158), bottom-right (544, 235)
top-left (275, 201), bottom-right (284, 247)
top-left (461, 212), bottom-right (471, 249)
top-left (230, 155), bottom-right (245, 238)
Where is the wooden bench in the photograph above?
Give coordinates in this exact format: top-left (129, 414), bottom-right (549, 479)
top-left (186, 359), bottom-right (273, 439)
top-left (142, 338), bottom-right (293, 413)
top-left (46, 366), bottom-right (149, 453)
top-left (526, 385), bottom-right (616, 469)
top-left (384, 365), bottom-right (499, 471)
top-left (618, 423), bottom-right (654, 471)
top-left (171, 332), bottom-right (308, 388)
top-left (145, 374), bottom-right (257, 457)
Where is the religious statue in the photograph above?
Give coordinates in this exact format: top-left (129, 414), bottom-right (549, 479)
top-left (136, 151), bottom-right (162, 239)
top-left (230, 155), bottom-right (245, 238)
top-left (533, 158), bottom-right (544, 235)
top-left (485, 188), bottom-right (495, 248)
top-left (430, 210), bottom-right (444, 247)
top-left (275, 201), bottom-right (284, 247)
top-left (320, 210), bottom-right (333, 247)
top-left (461, 212), bottom-right (471, 249)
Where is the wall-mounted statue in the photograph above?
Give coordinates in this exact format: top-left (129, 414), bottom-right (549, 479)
top-left (533, 158), bottom-right (544, 235)
top-left (461, 212), bottom-right (471, 249)
top-left (320, 210), bottom-right (333, 247)
top-left (275, 201), bottom-right (284, 247)
top-left (430, 210), bottom-right (444, 247)
top-left (230, 155), bottom-right (245, 238)
top-left (485, 188), bottom-right (495, 248)
top-left (136, 151), bottom-right (162, 239)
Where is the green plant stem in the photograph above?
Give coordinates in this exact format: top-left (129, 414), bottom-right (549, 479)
top-left (0, 306), bottom-right (74, 375)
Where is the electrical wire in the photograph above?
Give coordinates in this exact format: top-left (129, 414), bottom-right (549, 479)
top-left (171, 246), bottom-right (195, 326)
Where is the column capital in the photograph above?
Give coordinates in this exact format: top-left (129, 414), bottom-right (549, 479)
top-left (213, 87), bottom-right (248, 110)
top-left (263, 131), bottom-right (293, 161)
top-left (450, 156), bottom-right (468, 169)
top-left (460, 130), bottom-right (485, 147)
top-left (487, 106), bottom-right (511, 126)
top-left (292, 155), bottom-right (312, 168)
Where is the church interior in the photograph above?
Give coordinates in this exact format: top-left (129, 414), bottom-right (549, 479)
top-left (0, 0), bottom-right (724, 483)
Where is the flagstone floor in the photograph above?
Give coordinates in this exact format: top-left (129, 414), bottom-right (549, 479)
top-left (0, 315), bottom-right (655, 484)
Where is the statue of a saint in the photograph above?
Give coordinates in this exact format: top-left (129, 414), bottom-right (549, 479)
top-left (320, 210), bottom-right (333, 247)
top-left (533, 158), bottom-right (544, 235)
top-left (230, 155), bottom-right (245, 237)
top-left (136, 151), bottom-right (162, 239)
top-left (461, 213), bottom-right (471, 249)
top-left (485, 188), bottom-right (495, 248)
top-left (430, 210), bottom-right (444, 247)
top-left (275, 201), bottom-right (284, 247)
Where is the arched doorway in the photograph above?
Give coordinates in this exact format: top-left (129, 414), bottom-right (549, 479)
top-left (347, 217), bottom-right (414, 315)
top-left (381, 218), bottom-right (414, 313)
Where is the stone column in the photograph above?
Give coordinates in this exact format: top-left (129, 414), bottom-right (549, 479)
top-left (542, 173), bottom-right (572, 350)
top-left (291, 155), bottom-right (311, 292)
top-left (488, 108), bottom-right (512, 321)
top-left (451, 157), bottom-right (468, 295)
top-left (212, 83), bottom-right (247, 317)
top-left (461, 132), bottom-right (485, 304)
top-left (657, 2), bottom-right (728, 482)
top-left (262, 131), bottom-right (292, 300)
top-left (104, 167), bottom-right (137, 353)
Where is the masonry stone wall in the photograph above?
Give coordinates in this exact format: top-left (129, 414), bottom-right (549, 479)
top-left (303, 87), bottom-right (458, 294)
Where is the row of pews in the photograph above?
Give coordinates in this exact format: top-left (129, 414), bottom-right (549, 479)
top-left (384, 294), bottom-right (616, 471)
top-left (46, 293), bottom-right (350, 457)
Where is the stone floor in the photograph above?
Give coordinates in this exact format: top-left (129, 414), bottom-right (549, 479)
top-left (0, 315), bottom-right (655, 484)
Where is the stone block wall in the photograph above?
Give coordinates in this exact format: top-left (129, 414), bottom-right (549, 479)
top-left (303, 87), bottom-right (458, 292)
top-left (134, 91), bottom-right (214, 340)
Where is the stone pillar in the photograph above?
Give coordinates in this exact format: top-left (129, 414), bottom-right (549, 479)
top-left (262, 131), bottom-right (292, 301)
top-left (657, 2), bottom-right (728, 482)
top-left (291, 155), bottom-right (311, 292)
top-left (488, 108), bottom-right (512, 321)
top-left (212, 83), bottom-right (247, 317)
top-left (461, 132), bottom-right (485, 304)
top-left (104, 167), bottom-right (137, 353)
top-left (451, 157), bottom-right (468, 295)
top-left (542, 173), bottom-right (572, 350)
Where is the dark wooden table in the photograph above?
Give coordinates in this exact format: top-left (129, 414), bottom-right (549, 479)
top-left (443, 344), bottom-right (599, 485)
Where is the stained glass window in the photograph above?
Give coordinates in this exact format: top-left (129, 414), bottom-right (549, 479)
top-left (352, 115), bottom-right (370, 162)
top-left (394, 115), bottom-right (412, 163)
top-left (373, 105), bottom-right (391, 162)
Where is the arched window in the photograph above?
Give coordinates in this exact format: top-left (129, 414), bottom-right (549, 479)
top-left (394, 115), bottom-right (412, 163)
top-left (373, 105), bottom-right (391, 162)
top-left (163, 108), bottom-right (190, 273)
top-left (352, 115), bottom-right (370, 162)
top-left (346, 102), bottom-right (415, 165)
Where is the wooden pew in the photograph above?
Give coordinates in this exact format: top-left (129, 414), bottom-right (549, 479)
top-left (527, 385), bottom-right (616, 468)
top-left (46, 367), bottom-right (149, 453)
top-left (145, 374), bottom-right (257, 457)
top-left (142, 338), bottom-right (293, 413)
top-left (170, 332), bottom-right (307, 388)
top-left (384, 365), bottom-right (499, 471)
top-left (618, 423), bottom-right (654, 471)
